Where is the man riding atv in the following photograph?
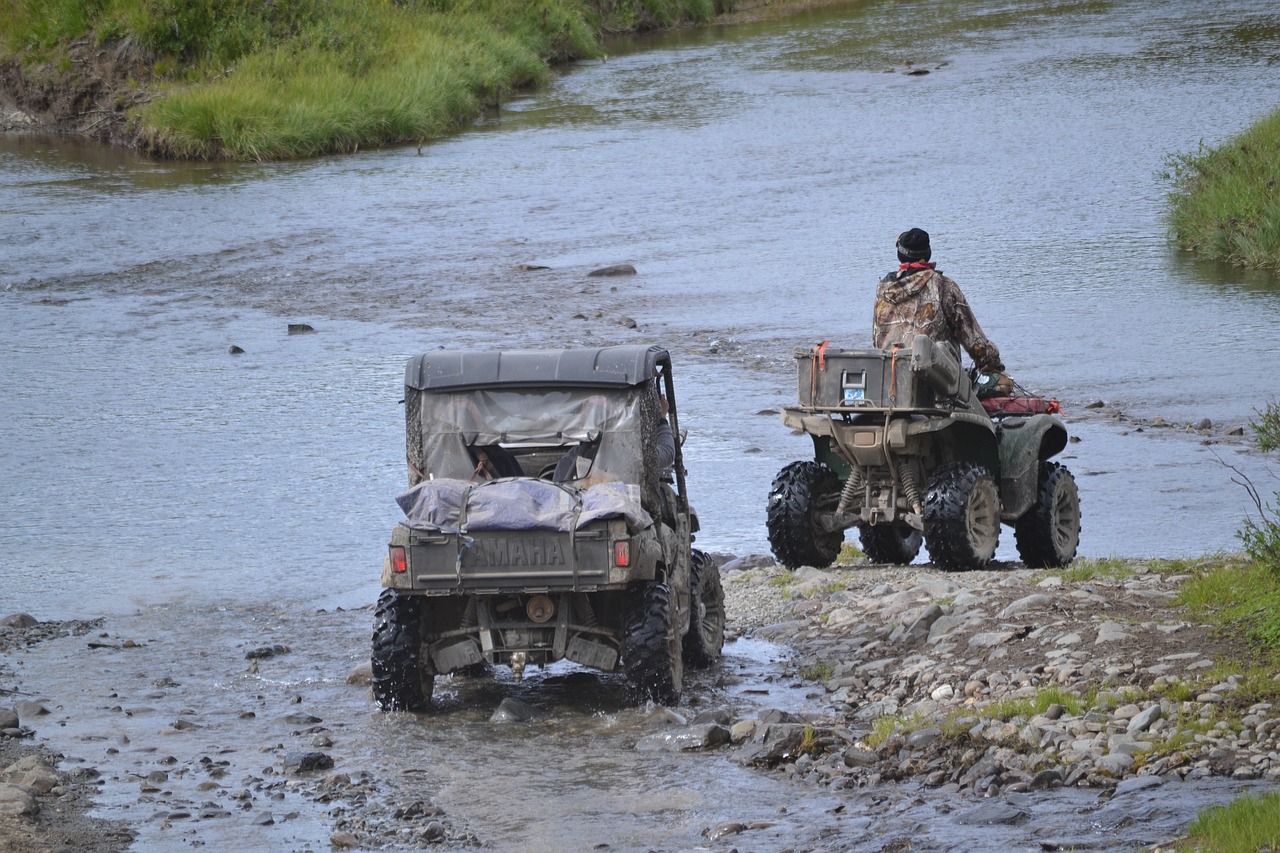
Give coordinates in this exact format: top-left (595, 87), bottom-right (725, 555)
top-left (765, 229), bottom-right (1081, 572)
top-left (876, 227), bottom-right (1010, 394)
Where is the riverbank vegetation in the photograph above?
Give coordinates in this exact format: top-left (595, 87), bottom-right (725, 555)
top-left (0, 0), bottom-right (726, 160)
top-left (1164, 107), bottom-right (1280, 270)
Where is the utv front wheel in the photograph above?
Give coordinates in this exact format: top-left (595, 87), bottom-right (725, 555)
top-left (371, 589), bottom-right (435, 712)
top-left (683, 550), bottom-right (725, 669)
top-left (859, 523), bottom-right (924, 565)
top-left (623, 581), bottom-right (683, 704)
top-left (766, 461), bottom-right (842, 569)
top-left (923, 462), bottom-right (1001, 571)
top-left (1015, 461), bottom-right (1081, 568)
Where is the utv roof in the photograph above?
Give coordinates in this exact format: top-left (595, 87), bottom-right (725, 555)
top-left (405, 345), bottom-right (670, 392)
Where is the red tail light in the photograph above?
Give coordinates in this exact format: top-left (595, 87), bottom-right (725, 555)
top-left (390, 546), bottom-right (407, 573)
top-left (613, 540), bottom-right (630, 567)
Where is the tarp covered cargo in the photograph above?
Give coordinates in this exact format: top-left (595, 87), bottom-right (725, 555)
top-left (396, 478), bottom-right (653, 533)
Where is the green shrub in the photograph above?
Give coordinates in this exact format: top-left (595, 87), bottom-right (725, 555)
top-left (1253, 399), bottom-right (1280, 453)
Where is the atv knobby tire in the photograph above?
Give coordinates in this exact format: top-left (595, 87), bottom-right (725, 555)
top-left (923, 462), bottom-right (1001, 571)
top-left (1014, 461), bottom-right (1081, 568)
top-left (767, 461), bottom-right (842, 569)
top-left (372, 588), bottom-right (435, 712)
top-left (683, 549), bottom-right (725, 669)
top-left (623, 581), bottom-right (683, 704)
top-left (859, 523), bottom-right (923, 565)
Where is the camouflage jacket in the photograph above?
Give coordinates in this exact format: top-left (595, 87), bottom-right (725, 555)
top-left (873, 265), bottom-right (1005, 374)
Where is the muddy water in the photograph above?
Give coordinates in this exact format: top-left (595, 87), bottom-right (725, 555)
top-left (3, 0), bottom-right (1280, 849)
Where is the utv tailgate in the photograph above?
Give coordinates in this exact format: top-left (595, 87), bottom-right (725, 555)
top-left (401, 522), bottom-right (616, 592)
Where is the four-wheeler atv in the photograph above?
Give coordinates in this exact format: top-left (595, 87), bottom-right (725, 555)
top-left (767, 336), bottom-right (1081, 571)
top-left (373, 345), bottom-right (724, 711)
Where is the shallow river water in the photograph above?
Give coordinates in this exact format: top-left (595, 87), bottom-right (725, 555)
top-left (3, 0), bottom-right (1280, 849)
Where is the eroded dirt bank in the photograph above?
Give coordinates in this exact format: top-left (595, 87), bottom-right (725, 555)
top-left (0, 1), bottom-right (859, 153)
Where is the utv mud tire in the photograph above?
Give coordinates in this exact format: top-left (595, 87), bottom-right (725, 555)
top-left (858, 523), bottom-right (924, 565)
top-left (766, 461), bottom-right (843, 569)
top-left (923, 462), bottom-right (1001, 571)
top-left (371, 589), bottom-right (435, 712)
top-left (1014, 461), bottom-right (1081, 568)
top-left (683, 550), bottom-right (726, 669)
top-left (623, 581), bottom-right (683, 704)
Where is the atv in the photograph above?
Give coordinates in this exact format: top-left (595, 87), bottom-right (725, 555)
top-left (767, 336), bottom-right (1081, 571)
top-left (373, 345), bottom-right (724, 711)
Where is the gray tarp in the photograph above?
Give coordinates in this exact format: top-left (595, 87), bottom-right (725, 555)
top-left (396, 478), bottom-right (653, 533)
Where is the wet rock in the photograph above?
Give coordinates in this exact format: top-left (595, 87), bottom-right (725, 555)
top-left (619, 316), bottom-right (638, 329)
top-left (635, 724), bottom-right (730, 753)
top-left (246, 644), bottom-right (291, 659)
top-left (347, 663), bottom-right (372, 685)
top-left (14, 700), bottom-right (49, 721)
top-left (586, 264), bottom-right (636, 277)
top-left (331, 830), bottom-right (360, 848)
top-left (287, 323), bottom-right (316, 335)
top-left (954, 802), bottom-right (1028, 825)
top-left (0, 613), bottom-right (38, 628)
top-left (706, 821), bottom-right (747, 840)
top-left (228, 345), bottom-right (245, 355)
top-left (277, 712), bottom-right (323, 725)
top-left (283, 751), bottom-right (334, 774)
top-left (0, 709), bottom-right (17, 730)
top-left (1085, 400), bottom-right (1106, 409)
top-left (1113, 775), bottom-right (1163, 796)
top-left (490, 698), bottom-right (535, 723)
top-left (516, 262), bottom-right (550, 271)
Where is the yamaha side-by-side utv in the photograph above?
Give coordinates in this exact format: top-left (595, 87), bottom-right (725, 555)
top-left (373, 345), bottom-right (724, 711)
top-left (767, 336), bottom-right (1081, 571)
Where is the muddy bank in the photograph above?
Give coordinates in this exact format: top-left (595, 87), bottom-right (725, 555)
top-left (3, 553), bottom-right (1276, 851)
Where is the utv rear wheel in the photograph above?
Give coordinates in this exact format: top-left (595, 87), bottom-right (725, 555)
top-left (623, 581), bottom-right (683, 704)
top-left (859, 523), bottom-right (923, 565)
top-left (683, 550), bottom-right (725, 669)
top-left (372, 589), bottom-right (435, 712)
top-left (767, 461), bottom-right (842, 569)
top-left (1015, 462), bottom-right (1081, 568)
top-left (923, 462), bottom-right (1001, 571)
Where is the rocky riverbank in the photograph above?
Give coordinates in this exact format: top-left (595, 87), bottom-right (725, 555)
top-left (710, 554), bottom-right (1279, 829)
top-left (2, 553), bottom-right (1275, 851)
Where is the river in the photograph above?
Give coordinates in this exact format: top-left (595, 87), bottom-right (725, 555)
top-left (2, 0), bottom-right (1280, 849)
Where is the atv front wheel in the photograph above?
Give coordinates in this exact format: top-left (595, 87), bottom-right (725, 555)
top-left (371, 589), bottom-right (435, 712)
top-left (623, 581), bottom-right (683, 704)
top-left (683, 549), bottom-right (725, 669)
top-left (923, 462), bottom-right (1001, 571)
top-left (1014, 461), bottom-right (1081, 568)
top-left (766, 461), bottom-right (843, 569)
top-left (859, 523), bottom-right (923, 565)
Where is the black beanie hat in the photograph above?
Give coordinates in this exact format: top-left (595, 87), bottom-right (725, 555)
top-left (896, 228), bottom-right (931, 263)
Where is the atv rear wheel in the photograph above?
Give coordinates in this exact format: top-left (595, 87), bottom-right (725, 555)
top-left (372, 589), bottom-right (435, 712)
top-left (766, 461), bottom-right (843, 569)
top-left (923, 462), bottom-right (1001, 571)
top-left (1014, 461), bottom-right (1081, 568)
top-left (859, 523), bottom-right (924, 565)
top-left (683, 550), bottom-right (725, 669)
top-left (623, 581), bottom-right (683, 704)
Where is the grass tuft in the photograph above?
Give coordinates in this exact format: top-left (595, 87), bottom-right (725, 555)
top-left (1163, 108), bottom-right (1280, 270)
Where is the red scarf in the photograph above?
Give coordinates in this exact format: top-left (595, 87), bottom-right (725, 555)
top-left (898, 261), bottom-right (937, 272)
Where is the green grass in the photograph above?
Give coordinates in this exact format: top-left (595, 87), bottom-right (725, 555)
top-left (1163, 107), bottom-right (1280, 270)
top-left (1179, 792), bottom-right (1280, 852)
top-left (1178, 559), bottom-right (1280, 656)
top-left (1057, 556), bottom-right (1136, 582)
top-left (0, 0), bottom-right (723, 160)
